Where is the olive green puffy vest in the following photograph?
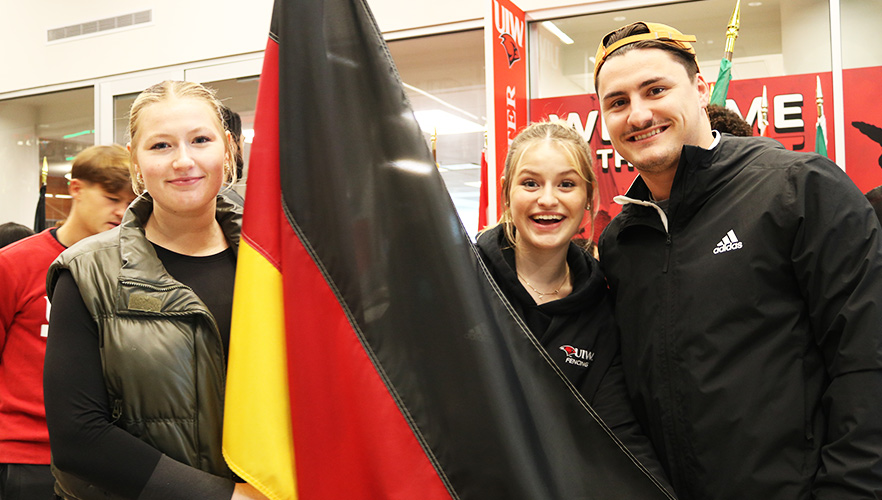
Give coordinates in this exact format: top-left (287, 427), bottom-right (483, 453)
top-left (46, 194), bottom-right (241, 499)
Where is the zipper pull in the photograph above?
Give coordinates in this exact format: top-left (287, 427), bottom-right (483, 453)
top-left (663, 234), bottom-right (672, 273)
top-left (111, 399), bottom-right (123, 423)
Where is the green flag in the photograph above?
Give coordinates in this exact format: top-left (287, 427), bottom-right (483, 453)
top-left (816, 121), bottom-right (828, 157)
top-left (709, 58), bottom-right (732, 107)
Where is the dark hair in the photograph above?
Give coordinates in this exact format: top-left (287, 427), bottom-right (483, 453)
top-left (707, 104), bottom-right (754, 137)
top-left (221, 106), bottom-right (244, 177)
top-left (70, 144), bottom-right (133, 194)
top-left (597, 22), bottom-right (699, 89)
top-left (866, 185), bottom-right (882, 224)
top-left (0, 222), bottom-right (35, 248)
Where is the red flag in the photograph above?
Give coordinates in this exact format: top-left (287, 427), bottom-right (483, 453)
top-left (478, 148), bottom-right (489, 231)
top-left (224, 0), bottom-right (675, 498)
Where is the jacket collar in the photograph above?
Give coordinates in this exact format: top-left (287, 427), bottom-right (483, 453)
top-left (475, 224), bottom-right (605, 313)
top-left (615, 135), bottom-right (782, 233)
top-left (115, 192), bottom-right (242, 314)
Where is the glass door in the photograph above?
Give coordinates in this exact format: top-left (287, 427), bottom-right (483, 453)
top-left (96, 71), bottom-right (184, 147)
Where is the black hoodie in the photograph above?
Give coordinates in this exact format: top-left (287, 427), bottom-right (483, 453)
top-left (476, 224), bottom-right (672, 493)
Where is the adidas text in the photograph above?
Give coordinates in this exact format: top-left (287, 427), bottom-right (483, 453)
top-left (714, 230), bottom-right (743, 254)
top-left (713, 241), bottom-right (743, 254)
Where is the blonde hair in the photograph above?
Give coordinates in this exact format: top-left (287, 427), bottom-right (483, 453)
top-left (127, 80), bottom-right (235, 195)
top-left (497, 120), bottom-right (597, 247)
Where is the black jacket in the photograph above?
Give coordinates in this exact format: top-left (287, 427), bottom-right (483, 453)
top-left (599, 134), bottom-right (882, 500)
top-left (476, 224), bottom-right (672, 493)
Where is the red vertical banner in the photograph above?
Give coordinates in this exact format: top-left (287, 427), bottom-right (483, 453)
top-left (485, 0), bottom-right (527, 224)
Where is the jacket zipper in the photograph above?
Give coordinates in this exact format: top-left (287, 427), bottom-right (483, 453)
top-left (118, 278), bottom-right (186, 293)
top-left (111, 399), bottom-right (123, 423)
top-left (663, 233), bottom-right (672, 273)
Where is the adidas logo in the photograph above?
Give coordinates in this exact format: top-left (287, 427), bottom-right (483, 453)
top-left (713, 230), bottom-right (743, 254)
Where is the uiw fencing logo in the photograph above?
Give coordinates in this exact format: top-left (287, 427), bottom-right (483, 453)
top-left (560, 345), bottom-right (594, 369)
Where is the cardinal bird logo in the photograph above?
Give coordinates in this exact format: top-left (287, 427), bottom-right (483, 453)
top-left (853, 121), bottom-right (882, 169)
top-left (499, 33), bottom-right (520, 67)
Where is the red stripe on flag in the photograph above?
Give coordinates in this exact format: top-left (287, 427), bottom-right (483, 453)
top-left (478, 149), bottom-right (489, 231)
top-left (282, 228), bottom-right (451, 499)
top-left (242, 40), bottom-right (283, 268)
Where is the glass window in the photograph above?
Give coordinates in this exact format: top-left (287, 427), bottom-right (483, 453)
top-left (203, 76), bottom-right (260, 198)
top-left (841, 0), bottom-right (882, 193)
top-left (388, 29), bottom-right (486, 239)
top-left (0, 87), bottom-right (94, 228)
top-left (842, 0), bottom-right (882, 70)
top-left (530, 0), bottom-right (827, 98)
top-left (113, 93), bottom-right (137, 146)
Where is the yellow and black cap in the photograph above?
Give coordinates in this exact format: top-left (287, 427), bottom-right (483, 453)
top-left (594, 22), bottom-right (697, 83)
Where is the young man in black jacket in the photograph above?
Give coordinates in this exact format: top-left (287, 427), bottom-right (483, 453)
top-left (594, 21), bottom-right (882, 500)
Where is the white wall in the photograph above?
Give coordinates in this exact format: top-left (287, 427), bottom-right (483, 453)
top-left (0, 0), bottom-right (590, 95)
top-left (780, 0), bottom-right (832, 74)
top-left (0, 0), bottom-right (273, 94)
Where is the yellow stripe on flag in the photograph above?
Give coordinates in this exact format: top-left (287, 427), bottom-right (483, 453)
top-left (223, 240), bottom-right (297, 500)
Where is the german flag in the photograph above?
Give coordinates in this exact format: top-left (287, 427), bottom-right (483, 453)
top-left (223, 0), bottom-right (674, 498)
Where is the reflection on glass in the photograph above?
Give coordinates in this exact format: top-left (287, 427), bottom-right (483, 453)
top-left (389, 29), bottom-right (485, 239)
top-left (0, 87), bottom-right (94, 227)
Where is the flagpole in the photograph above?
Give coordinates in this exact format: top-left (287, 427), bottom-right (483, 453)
top-left (709, 0), bottom-right (741, 106)
top-left (815, 75), bottom-right (829, 157)
top-left (34, 156), bottom-right (48, 232)
top-left (431, 128), bottom-right (438, 168)
top-left (759, 85), bottom-right (770, 136)
top-left (723, 0), bottom-right (741, 62)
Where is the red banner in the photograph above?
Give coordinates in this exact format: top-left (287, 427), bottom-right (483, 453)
top-left (485, 0), bottom-right (527, 225)
top-left (531, 67), bottom-right (882, 225)
top-left (843, 66), bottom-right (882, 194)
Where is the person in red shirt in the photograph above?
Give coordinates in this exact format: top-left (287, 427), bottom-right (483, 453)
top-left (0, 144), bottom-right (134, 500)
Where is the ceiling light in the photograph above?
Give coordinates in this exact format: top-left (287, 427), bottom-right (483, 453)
top-left (541, 21), bottom-right (574, 45)
top-left (748, 2), bottom-right (762, 6)
top-left (413, 110), bottom-right (485, 136)
top-left (403, 83), bottom-right (483, 123)
top-left (613, 16), bottom-right (626, 22)
top-left (243, 129), bottom-right (255, 144)
top-left (62, 129), bottom-right (94, 139)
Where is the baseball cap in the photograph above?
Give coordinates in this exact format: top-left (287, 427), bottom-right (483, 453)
top-left (594, 22), bottom-right (697, 83)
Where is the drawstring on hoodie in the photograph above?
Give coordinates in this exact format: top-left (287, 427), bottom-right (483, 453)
top-left (614, 195), bottom-right (673, 272)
